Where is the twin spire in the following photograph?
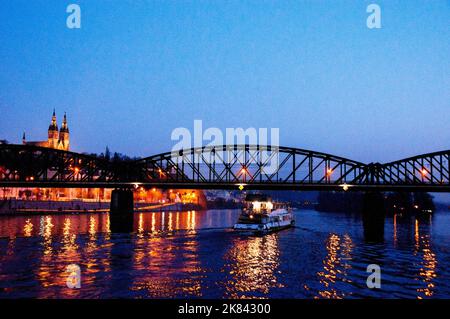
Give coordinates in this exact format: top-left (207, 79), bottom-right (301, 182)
top-left (48, 109), bottom-right (69, 134)
top-left (22, 109), bottom-right (70, 151)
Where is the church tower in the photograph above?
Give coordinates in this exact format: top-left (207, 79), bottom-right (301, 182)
top-left (47, 109), bottom-right (59, 149)
top-left (58, 112), bottom-right (70, 151)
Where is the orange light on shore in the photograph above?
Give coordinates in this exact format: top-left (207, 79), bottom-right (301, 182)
top-left (73, 167), bottom-right (80, 174)
top-left (152, 188), bottom-right (156, 192)
top-left (421, 168), bottom-right (428, 176)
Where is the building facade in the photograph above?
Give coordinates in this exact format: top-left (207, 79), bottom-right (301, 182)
top-left (22, 110), bottom-right (70, 151)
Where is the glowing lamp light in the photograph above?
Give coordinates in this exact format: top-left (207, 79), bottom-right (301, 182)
top-left (74, 167), bottom-right (80, 174)
top-left (421, 168), bottom-right (428, 176)
top-left (152, 188), bottom-right (156, 192)
top-left (326, 168), bottom-right (333, 176)
top-left (252, 201), bottom-right (261, 211)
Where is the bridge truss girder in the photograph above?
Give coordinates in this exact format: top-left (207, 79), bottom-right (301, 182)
top-left (0, 144), bottom-right (449, 191)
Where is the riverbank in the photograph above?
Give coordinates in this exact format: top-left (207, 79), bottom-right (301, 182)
top-left (0, 199), bottom-right (203, 216)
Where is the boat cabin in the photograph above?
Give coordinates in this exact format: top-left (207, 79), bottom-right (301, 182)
top-left (243, 194), bottom-right (287, 214)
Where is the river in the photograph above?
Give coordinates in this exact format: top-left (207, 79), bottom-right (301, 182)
top-left (0, 209), bottom-right (449, 298)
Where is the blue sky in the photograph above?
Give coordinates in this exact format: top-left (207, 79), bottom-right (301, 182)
top-left (0, 0), bottom-right (449, 164)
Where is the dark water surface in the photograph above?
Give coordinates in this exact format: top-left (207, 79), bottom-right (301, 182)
top-left (0, 209), bottom-right (449, 298)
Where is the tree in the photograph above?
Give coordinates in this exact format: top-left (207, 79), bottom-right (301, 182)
top-left (105, 146), bottom-right (111, 160)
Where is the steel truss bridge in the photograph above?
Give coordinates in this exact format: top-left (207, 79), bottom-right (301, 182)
top-left (0, 144), bottom-right (449, 192)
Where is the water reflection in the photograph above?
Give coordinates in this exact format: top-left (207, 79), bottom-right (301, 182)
top-left (89, 215), bottom-right (96, 239)
top-left (222, 234), bottom-right (282, 298)
top-left (0, 210), bottom-right (234, 239)
top-left (41, 216), bottom-right (54, 255)
top-left (1, 214), bottom-right (111, 239)
top-left (0, 209), bottom-right (449, 298)
top-left (414, 217), bottom-right (437, 299)
top-left (316, 233), bottom-right (354, 299)
top-left (62, 217), bottom-right (77, 251)
top-left (137, 213), bottom-right (144, 237)
top-left (23, 219), bottom-right (33, 237)
top-left (393, 214), bottom-right (397, 247)
top-left (168, 212), bottom-right (173, 231)
top-left (0, 210), bottom-right (233, 298)
top-left (130, 233), bottom-right (203, 298)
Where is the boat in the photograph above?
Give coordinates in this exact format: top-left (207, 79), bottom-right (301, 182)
top-left (233, 194), bottom-right (295, 234)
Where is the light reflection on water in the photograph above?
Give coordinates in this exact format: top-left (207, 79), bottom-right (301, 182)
top-left (414, 217), bottom-right (437, 299)
top-left (0, 209), bottom-right (449, 298)
top-left (222, 233), bottom-right (283, 298)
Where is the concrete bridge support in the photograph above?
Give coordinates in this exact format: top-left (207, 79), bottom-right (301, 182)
top-left (110, 189), bottom-right (134, 233)
top-left (362, 192), bottom-right (385, 243)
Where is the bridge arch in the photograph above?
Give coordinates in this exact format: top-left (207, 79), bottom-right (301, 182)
top-left (134, 144), bottom-right (368, 186)
top-left (375, 149), bottom-right (450, 185)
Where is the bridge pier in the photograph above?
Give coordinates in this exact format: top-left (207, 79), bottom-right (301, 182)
top-left (362, 192), bottom-right (385, 243)
top-left (109, 189), bottom-right (134, 233)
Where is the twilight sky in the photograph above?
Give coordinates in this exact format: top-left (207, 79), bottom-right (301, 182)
top-left (0, 0), bottom-right (449, 163)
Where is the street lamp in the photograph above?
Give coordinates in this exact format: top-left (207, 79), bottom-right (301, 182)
top-left (421, 168), bottom-right (428, 176)
top-left (240, 167), bottom-right (247, 182)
